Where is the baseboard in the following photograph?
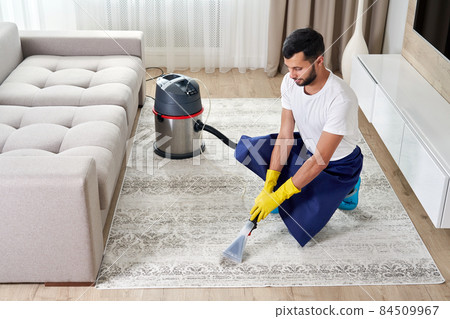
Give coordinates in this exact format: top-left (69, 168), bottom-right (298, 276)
top-left (44, 282), bottom-right (94, 287)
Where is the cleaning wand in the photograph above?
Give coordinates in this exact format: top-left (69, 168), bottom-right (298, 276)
top-left (222, 218), bottom-right (258, 263)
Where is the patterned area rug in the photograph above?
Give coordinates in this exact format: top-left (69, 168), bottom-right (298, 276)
top-left (96, 98), bottom-right (443, 289)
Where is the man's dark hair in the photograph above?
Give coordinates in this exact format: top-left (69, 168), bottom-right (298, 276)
top-left (282, 28), bottom-right (325, 62)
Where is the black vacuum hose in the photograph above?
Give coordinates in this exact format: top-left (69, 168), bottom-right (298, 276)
top-left (194, 120), bottom-right (237, 149)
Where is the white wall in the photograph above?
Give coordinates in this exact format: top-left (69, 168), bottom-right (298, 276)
top-left (382, 0), bottom-right (409, 53)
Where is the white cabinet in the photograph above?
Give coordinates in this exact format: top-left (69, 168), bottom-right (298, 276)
top-left (399, 125), bottom-right (448, 226)
top-left (442, 191), bottom-right (450, 228)
top-left (372, 86), bottom-right (405, 164)
top-left (350, 58), bottom-right (377, 122)
top-left (352, 54), bottom-right (450, 228)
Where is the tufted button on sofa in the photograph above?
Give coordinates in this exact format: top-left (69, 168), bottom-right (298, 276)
top-left (0, 22), bottom-right (146, 284)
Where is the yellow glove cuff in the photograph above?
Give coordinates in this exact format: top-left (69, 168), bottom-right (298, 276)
top-left (276, 178), bottom-right (301, 201)
top-left (264, 169), bottom-right (281, 191)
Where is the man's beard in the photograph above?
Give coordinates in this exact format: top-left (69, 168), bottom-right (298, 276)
top-left (295, 64), bottom-right (317, 87)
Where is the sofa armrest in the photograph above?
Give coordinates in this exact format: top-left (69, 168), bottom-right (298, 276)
top-left (0, 22), bottom-right (23, 84)
top-left (0, 156), bottom-right (104, 283)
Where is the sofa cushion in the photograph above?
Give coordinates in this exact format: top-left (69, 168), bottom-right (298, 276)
top-left (0, 105), bottom-right (128, 210)
top-left (0, 55), bottom-right (144, 130)
top-left (3, 123), bottom-right (69, 153)
top-left (0, 22), bottom-right (23, 84)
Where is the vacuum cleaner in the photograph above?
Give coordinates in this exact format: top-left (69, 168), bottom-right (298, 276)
top-left (153, 73), bottom-right (236, 159)
top-left (153, 73), bottom-right (257, 263)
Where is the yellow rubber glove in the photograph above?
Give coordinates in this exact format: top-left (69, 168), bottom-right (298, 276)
top-left (255, 169), bottom-right (281, 204)
top-left (250, 178), bottom-right (301, 222)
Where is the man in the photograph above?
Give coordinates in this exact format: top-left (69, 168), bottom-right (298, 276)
top-left (235, 28), bottom-right (363, 246)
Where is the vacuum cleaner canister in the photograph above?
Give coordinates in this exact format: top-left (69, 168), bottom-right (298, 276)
top-left (153, 74), bottom-right (205, 159)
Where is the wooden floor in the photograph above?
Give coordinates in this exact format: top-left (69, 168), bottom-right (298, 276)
top-left (1, 68), bottom-right (449, 301)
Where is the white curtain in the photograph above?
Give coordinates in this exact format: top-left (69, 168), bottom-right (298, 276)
top-left (0, 0), bottom-right (270, 73)
top-left (0, 0), bottom-right (77, 30)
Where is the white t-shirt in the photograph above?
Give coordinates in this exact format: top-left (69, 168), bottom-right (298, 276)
top-left (281, 71), bottom-right (359, 161)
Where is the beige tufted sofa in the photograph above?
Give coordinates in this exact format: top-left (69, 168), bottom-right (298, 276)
top-left (0, 22), bottom-right (145, 284)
